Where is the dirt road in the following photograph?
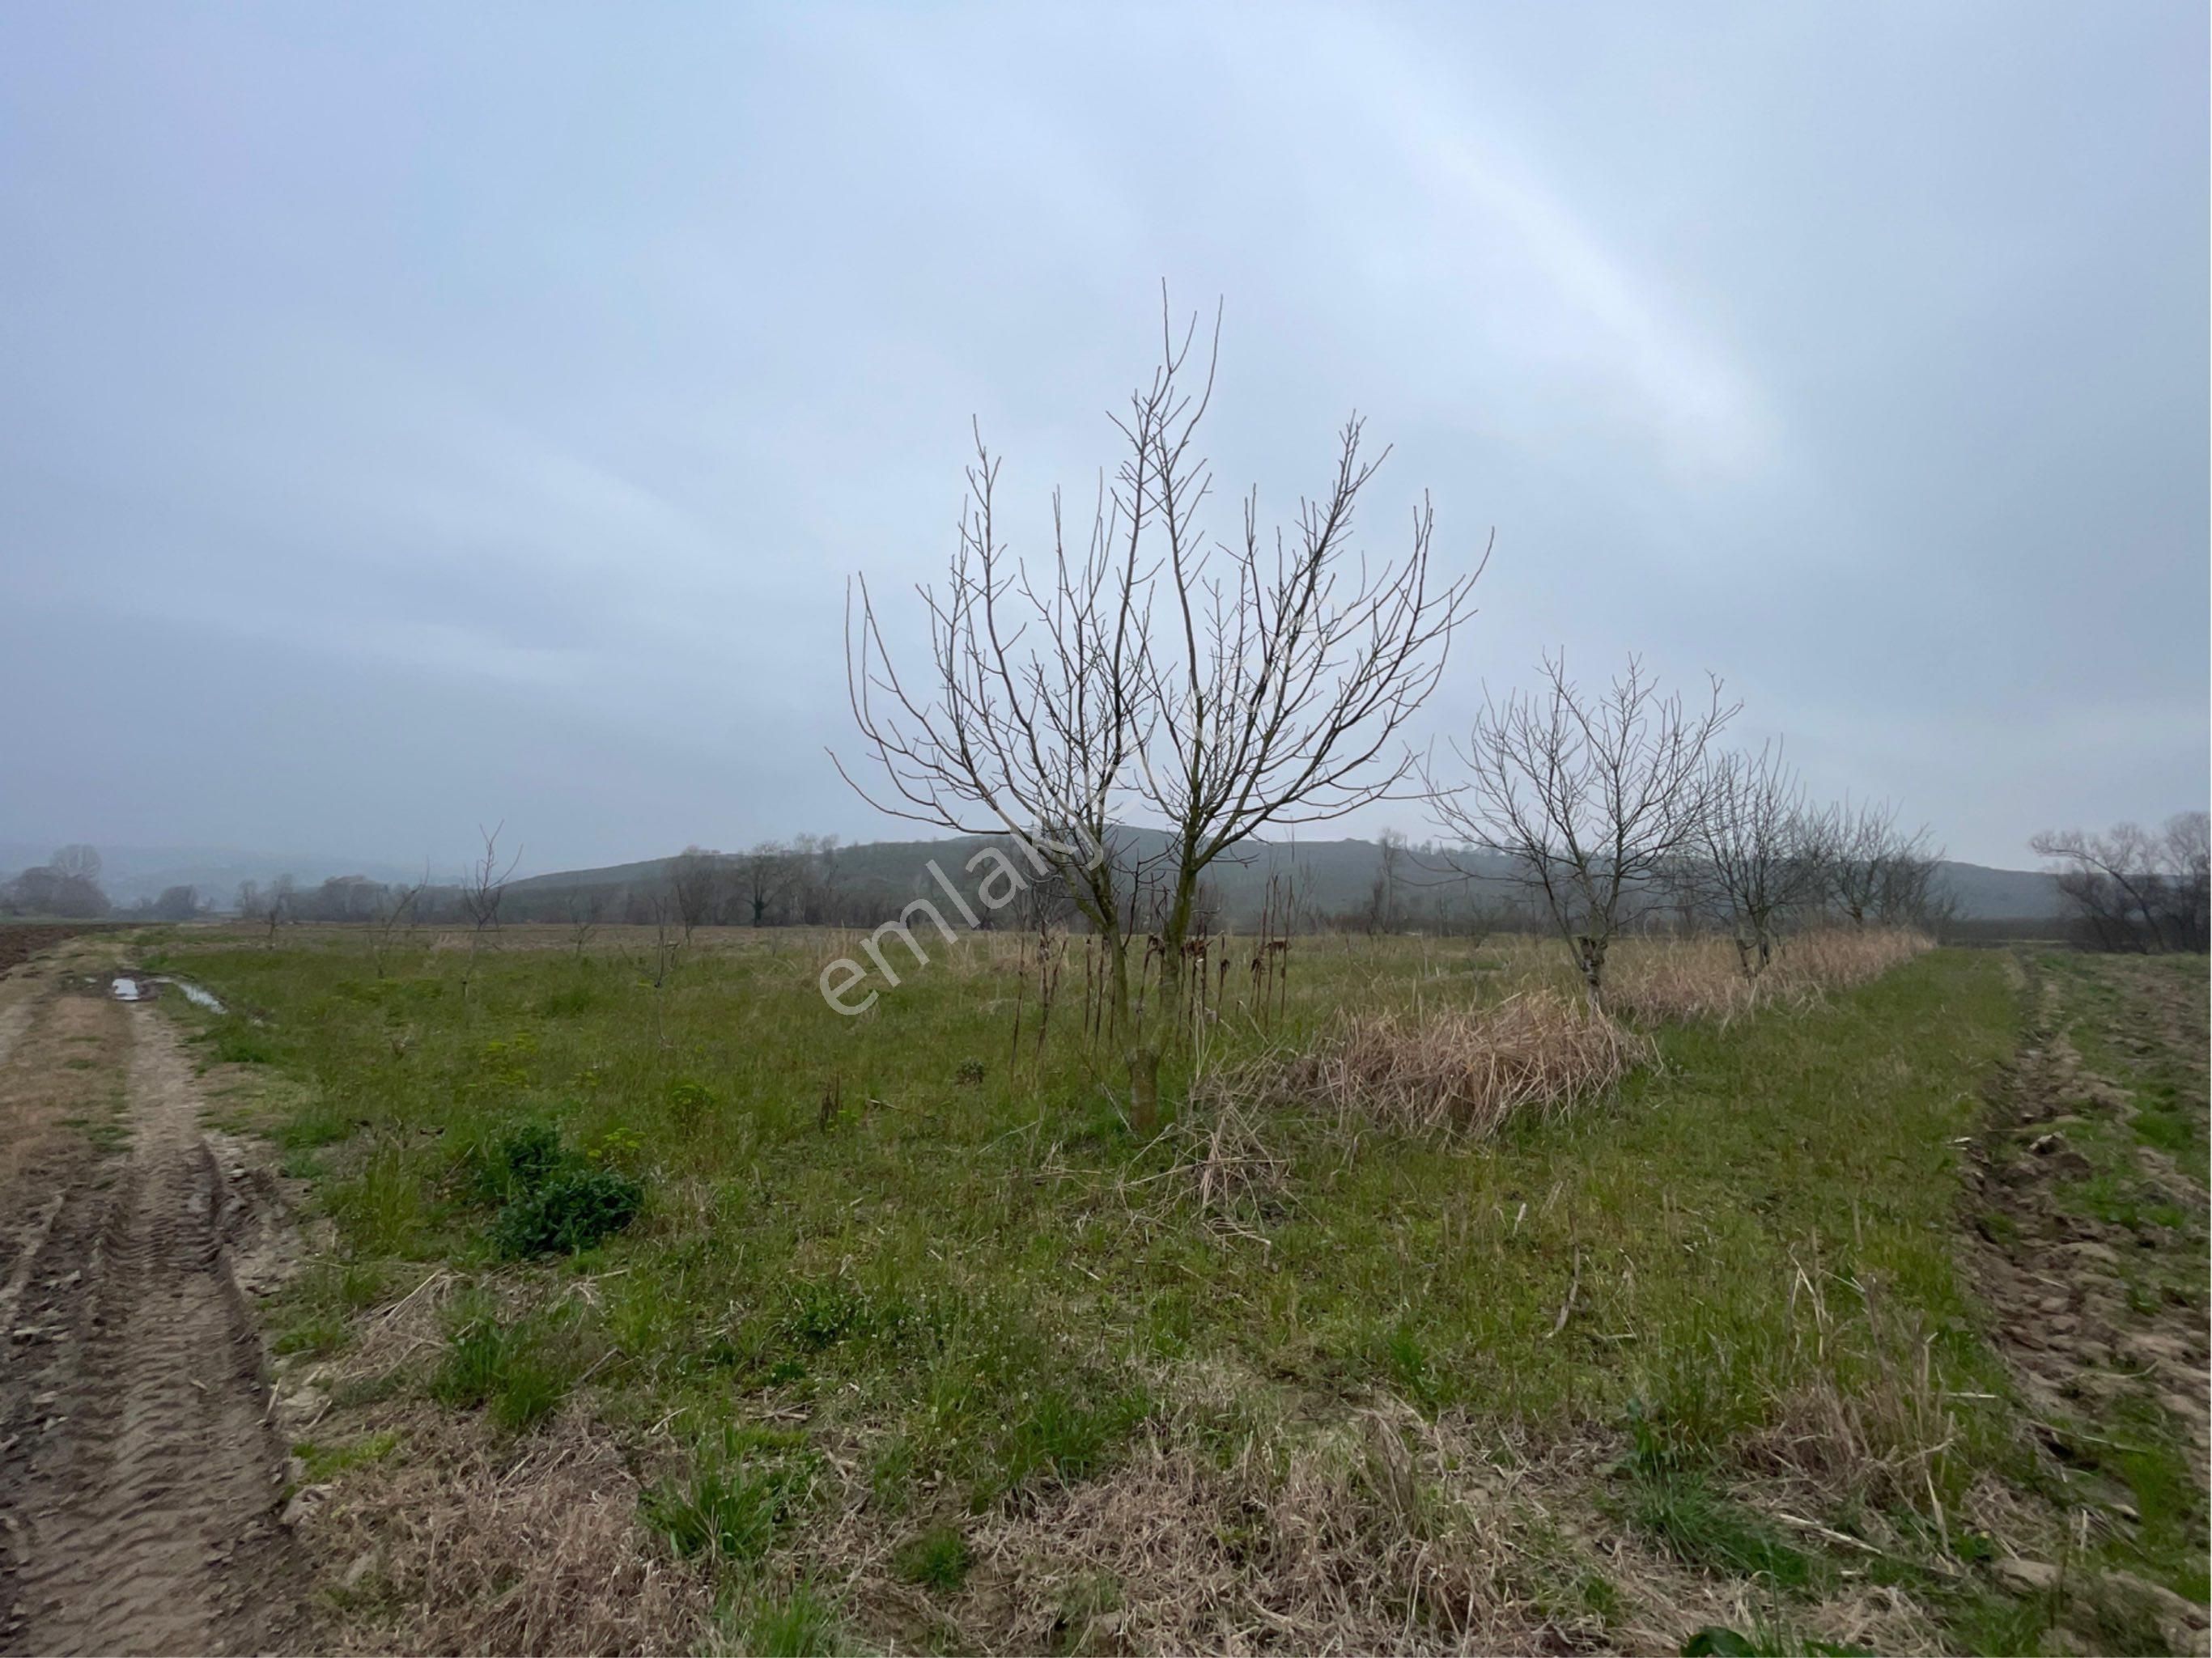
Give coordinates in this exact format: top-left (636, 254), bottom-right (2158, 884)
top-left (0, 947), bottom-right (305, 1655)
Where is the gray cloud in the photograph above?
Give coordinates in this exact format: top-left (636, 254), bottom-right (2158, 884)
top-left (2, 2), bottom-right (2202, 872)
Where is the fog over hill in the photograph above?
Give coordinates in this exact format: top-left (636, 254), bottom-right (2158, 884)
top-left (0, 843), bottom-right (451, 910)
top-left (501, 833), bottom-right (2066, 926)
top-left (0, 832), bottom-right (2069, 925)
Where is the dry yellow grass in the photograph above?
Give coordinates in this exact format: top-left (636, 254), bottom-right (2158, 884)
top-left (1607, 927), bottom-right (1934, 1026)
top-left (1203, 990), bottom-right (1652, 1141)
top-left (294, 1407), bottom-right (711, 1656)
top-left (814, 1375), bottom-right (1944, 1656)
top-left (1185, 929), bottom-right (1932, 1151)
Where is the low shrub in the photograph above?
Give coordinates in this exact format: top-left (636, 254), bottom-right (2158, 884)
top-left (490, 1166), bottom-right (644, 1257)
top-left (467, 1120), bottom-right (565, 1205)
top-left (463, 1118), bottom-right (646, 1257)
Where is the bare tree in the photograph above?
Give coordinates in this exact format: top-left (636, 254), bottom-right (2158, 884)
top-left (1365, 828), bottom-right (1409, 934)
top-left (458, 824), bottom-right (520, 1000)
top-left (839, 297), bottom-right (1480, 1127)
top-left (6, 846), bottom-right (108, 918)
top-left (2167, 811), bottom-right (2212, 948)
top-left (370, 873), bottom-right (427, 977)
top-left (566, 887), bottom-right (604, 956)
top-left (1698, 742), bottom-right (1822, 976)
top-left (236, 874), bottom-right (294, 945)
top-left (787, 833), bottom-right (841, 924)
top-left (1429, 653), bottom-right (1735, 1010)
top-left (1810, 799), bottom-right (1948, 930)
top-left (1874, 837), bottom-right (1953, 931)
top-left (733, 842), bottom-right (796, 927)
top-left (1817, 799), bottom-right (1907, 926)
top-left (666, 846), bottom-right (726, 943)
top-left (2032, 812), bottom-right (2210, 952)
top-left (51, 844), bottom-right (101, 884)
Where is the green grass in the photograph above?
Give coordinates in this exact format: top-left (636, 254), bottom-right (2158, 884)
top-left (429, 1297), bottom-right (580, 1432)
top-left (892, 1522), bottom-right (973, 1592)
top-left (642, 1425), bottom-right (818, 1562)
top-left (188, 932), bottom-right (2015, 1448)
top-left (158, 926), bottom-right (2206, 1650)
top-left (292, 1430), bottom-right (401, 1482)
top-left (721, 1582), bottom-right (847, 1656)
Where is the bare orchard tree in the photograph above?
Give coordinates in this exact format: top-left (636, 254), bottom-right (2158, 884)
top-left (1874, 836), bottom-right (1953, 931)
top-left (1429, 653), bottom-right (1735, 1011)
top-left (2032, 812), bottom-right (2210, 952)
top-left (1122, 317), bottom-right (1482, 1001)
top-left (1812, 799), bottom-right (1942, 928)
top-left (458, 824), bottom-right (520, 1000)
top-left (666, 846), bottom-right (726, 943)
top-left (1698, 742), bottom-right (1823, 977)
top-left (839, 298), bottom-right (1480, 1129)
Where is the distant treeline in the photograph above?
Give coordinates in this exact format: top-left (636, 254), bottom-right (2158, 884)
top-left (213, 826), bottom-right (1955, 945)
top-left (8, 817), bottom-right (2201, 956)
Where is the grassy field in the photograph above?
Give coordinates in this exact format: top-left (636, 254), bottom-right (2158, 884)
top-left (130, 923), bottom-right (2207, 1655)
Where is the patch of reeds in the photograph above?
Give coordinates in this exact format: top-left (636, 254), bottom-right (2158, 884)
top-left (1201, 991), bottom-right (1653, 1142)
top-left (1607, 927), bottom-right (1933, 1026)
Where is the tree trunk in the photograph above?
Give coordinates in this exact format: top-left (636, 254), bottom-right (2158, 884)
top-left (1126, 1045), bottom-right (1160, 1135)
top-left (1576, 935), bottom-right (1607, 1014)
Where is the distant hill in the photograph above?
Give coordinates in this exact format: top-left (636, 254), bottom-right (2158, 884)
top-left (504, 833), bottom-right (2065, 926)
top-left (1928, 860), bottom-right (2066, 922)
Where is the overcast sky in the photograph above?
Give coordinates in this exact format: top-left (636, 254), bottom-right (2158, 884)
top-left (2, 3), bottom-right (2204, 875)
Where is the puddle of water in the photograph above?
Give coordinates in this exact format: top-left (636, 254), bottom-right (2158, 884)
top-left (111, 977), bottom-right (142, 1002)
top-left (163, 978), bottom-right (226, 1014)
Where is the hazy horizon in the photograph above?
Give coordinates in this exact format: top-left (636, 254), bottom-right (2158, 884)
top-left (4, 5), bottom-right (2206, 871)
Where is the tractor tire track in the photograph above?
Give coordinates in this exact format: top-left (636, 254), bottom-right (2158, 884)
top-left (0, 983), bottom-right (307, 1654)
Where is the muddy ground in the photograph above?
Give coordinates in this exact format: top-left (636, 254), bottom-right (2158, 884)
top-left (1965, 954), bottom-right (2211, 1652)
top-left (0, 943), bottom-right (307, 1655)
top-left (0, 926), bottom-right (103, 982)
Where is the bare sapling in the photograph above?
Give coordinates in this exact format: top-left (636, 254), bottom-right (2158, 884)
top-left (458, 823), bottom-right (520, 1003)
top-left (370, 871), bottom-right (427, 978)
top-left (1428, 653), bottom-right (1735, 1012)
top-left (238, 875), bottom-right (295, 948)
top-left (567, 888), bottom-right (603, 956)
